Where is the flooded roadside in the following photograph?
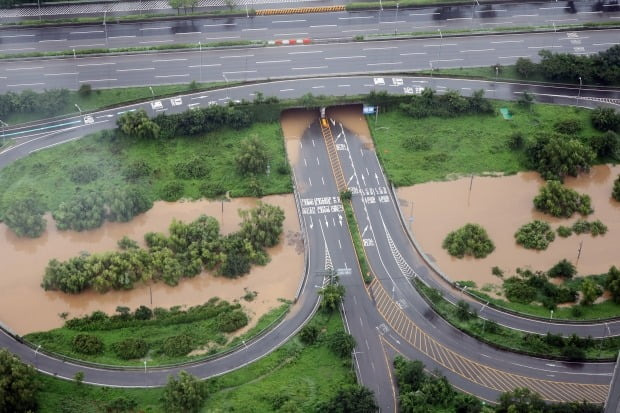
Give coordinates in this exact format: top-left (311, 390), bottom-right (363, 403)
top-left (0, 195), bottom-right (302, 335)
top-left (398, 165), bottom-right (620, 288)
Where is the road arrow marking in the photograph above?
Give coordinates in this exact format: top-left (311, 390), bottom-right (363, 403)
top-left (347, 175), bottom-right (355, 185)
top-left (338, 214), bottom-right (343, 227)
top-left (361, 174), bottom-right (366, 186)
top-left (389, 334), bottom-right (401, 345)
top-left (361, 225), bottom-right (368, 237)
top-left (325, 215), bottom-right (329, 228)
top-left (374, 172), bottom-right (380, 185)
top-left (309, 216), bottom-right (314, 229)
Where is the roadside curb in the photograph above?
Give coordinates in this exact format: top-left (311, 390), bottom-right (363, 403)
top-left (257, 5), bottom-right (344, 15)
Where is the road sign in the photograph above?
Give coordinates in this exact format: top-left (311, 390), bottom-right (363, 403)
top-left (363, 106), bottom-right (376, 115)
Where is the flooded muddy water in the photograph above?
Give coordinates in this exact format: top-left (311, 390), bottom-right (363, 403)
top-left (328, 104), bottom-right (374, 148)
top-left (281, 108), bottom-right (318, 168)
top-left (0, 195), bottom-right (302, 335)
top-left (398, 165), bottom-right (620, 288)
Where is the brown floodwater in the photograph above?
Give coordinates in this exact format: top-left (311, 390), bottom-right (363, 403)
top-left (281, 108), bottom-right (318, 168)
top-left (398, 165), bottom-right (620, 288)
top-left (327, 104), bottom-right (374, 148)
top-left (0, 195), bottom-right (302, 335)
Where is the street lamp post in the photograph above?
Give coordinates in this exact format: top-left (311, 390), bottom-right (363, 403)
top-left (577, 76), bottom-right (582, 107)
top-left (394, 3), bottom-right (399, 35)
top-left (34, 344), bottom-right (42, 360)
top-left (75, 104), bottom-right (83, 115)
top-left (149, 86), bottom-right (155, 113)
top-left (379, 0), bottom-right (383, 11)
top-left (144, 360), bottom-right (147, 374)
top-left (103, 11), bottom-right (108, 44)
top-left (73, 48), bottom-right (78, 89)
top-left (199, 41), bottom-right (202, 83)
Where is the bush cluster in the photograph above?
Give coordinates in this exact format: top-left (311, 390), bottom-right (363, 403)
top-left (2, 193), bottom-right (47, 238)
top-left (503, 268), bottom-right (577, 308)
top-left (400, 89), bottom-right (493, 119)
top-left (514, 220), bottom-right (555, 250)
top-left (52, 188), bottom-right (152, 231)
top-left (591, 107), bottom-right (620, 133)
top-left (525, 133), bottom-right (595, 181)
top-left (441, 223), bottom-right (495, 259)
top-left (173, 156), bottom-right (209, 179)
top-left (154, 104), bottom-right (251, 139)
top-left (572, 219), bottom-right (608, 236)
top-left (69, 164), bottom-right (102, 184)
top-left (0, 88), bottom-right (70, 117)
top-left (71, 333), bottom-right (104, 355)
top-left (42, 203), bottom-right (284, 293)
top-left (523, 332), bottom-right (593, 361)
top-left (162, 334), bottom-right (194, 357)
top-left (613, 175), bottom-right (620, 202)
top-left (533, 180), bottom-right (592, 218)
top-left (112, 338), bottom-right (148, 360)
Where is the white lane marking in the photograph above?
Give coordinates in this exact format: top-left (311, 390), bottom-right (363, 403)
top-left (39, 39), bottom-right (67, 43)
top-left (539, 6), bottom-right (569, 9)
top-left (139, 40), bottom-right (174, 44)
top-left (175, 32), bottom-right (201, 35)
top-left (546, 18), bottom-right (578, 22)
top-left (338, 84), bottom-right (350, 87)
top-left (292, 66), bottom-right (328, 70)
top-left (400, 52), bottom-right (427, 56)
top-left (363, 46), bottom-right (397, 50)
top-left (512, 14), bottom-right (539, 17)
top-left (312, 86), bottom-right (325, 89)
top-left (108, 35), bottom-right (136, 39)
top-left (77, 62), bottom-right (115, 67)
top-left (476, 8), bottom-right (505, 12)
top-left (0, 47), bottom-right (35, 52)
top-left (410, 12), bottom-right (439, 16)
top-left (447, 17), bottom-right (472, 20)
top-left (481, 22), bottom-right (513, 25)
top-left (491, 40), bottom-right (523, 44)
top-left (44, 72), bottom-right (78, 76)
top-left (379, 20), bottom-right (406, 24)
top-left (527, 45), bottom-right (561, 49)
top-left (593, 43), bottom-right (620, 46)
top-left (5, 66), bottom-right (43, 71)
top-left (325, 55), bottom-right (366, 60)
top-left (342, 28), bottom-right (378, 33)
top-left (220, 54), bottom-right (255, 59)
top-left (322, 176), bottom-right (325, 185)
top-left (69, 43), bottom-right (105, 47)
top-left (272, 19), bottom-right (306, 23)
top-left (430, 58), bottom-right (464, 62)
top-left (310, 24), bottom-right (337, 28)
top-left (152, 58), bottom-right (188, 62)
top-left (140, 26), bottom-right (171, 30)
top-left (338, 240), bottom-right (342, 249)
top-left (280, 88), bottom-right (294, 92)
top-left (460, 48), bottom-right (495, 53)
top-left (155, 74), bottom-right (190, 78)
top-left (499, 55), bottom-right (530, 59)
top-left (273, 32), bottom-right (308, 36)
top-left (222, 70), bottom-right (256, 74)
top-left (1, 34), bottom-right (35, 38)
top-left (79, 78), bottom-right (117, 83)
top-left (7, 82), bottom-right (44, 87)
top-left (256, 59), bottom-right (291, 64)
top-left (69, 30), bottom-right (103, 34)
top-left (116, 67), bottom-right (155, 72)
top-left (204, 23), bottom-right (236, 27)
top-left (339, 16), bottom-right (373, 19)
top-left (242, 28), bottom-right (268, 31)
top-left (288, 50), bottom-right (323, 54)
top-left (423, 43), bottom-right (457, 47)
top-left (188, 63), bottom-right (221, 67)
top-left (303, 158), bottom-right (307, 166)
top-left (367, 62), bottom-right (402, 66)
top-left (205, 36), bottom-right (240, 40)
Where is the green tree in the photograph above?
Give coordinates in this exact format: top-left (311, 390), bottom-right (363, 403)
top-left (74, 371), bottom-right (85, 386)
top-left (456, 300), bottom-right (474, 321)
top-left (514, 220), bottom-right (555, 250)
top-left (590, 107), bottom-right (620, 132)
top-left (235, 135), bottom-right (269, 175)
top-left (72, 333), bottom-right (104, 355)
top-left (53, 190), bottom-right (106, 231)
top-left (526, 133), bottom-right (595, 181)
top-left (326, 331), bottom-right (356, 358)
top-left (454, 393), bottom-right (482, 413)
top-left (319, 283), bottom-right (346, 313)
top-left (580, 277), bottom-right (602, 306)
top-left (515, 57), bottom-right (538, 79)
top-left (496, 387), bottom-right (546, 413)
top-left (606, 266), bottom-right (620, 303)
top-left (547, 259), bottom-right (577, 279)
top-left (590, 130), bottom-right (620, 159)
top-left (613, 175), bottom-right (620, 202)
top-left (393, 356), bottom-right (426, 393)
top-left (533, 180), bottom-right (592, 218)
top-left (517, 91), bottom-right (535, 110)
top-left (117, 109), bottom-right (160, 140)
top-left (168, 0), bottom-right (183, 14)
top-left (0, 349), bottom-right (40, 413)
top-left (3, 193), bottom-right (47, 238)
top-left (441, 223), bottom-right (495, 259)
top-left (320, 385), bottom-right (378, 413)
top-left (106, 187), bottom-right (152, 222)
top-left (299, 324), bottom-right (320, 344)
top-left (238, 202), bottom-right (285, 249)
top-left (161, 371), bottom-right (208, 413)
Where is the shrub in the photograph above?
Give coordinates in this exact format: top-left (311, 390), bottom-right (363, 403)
top-left (102, 397), bottom-right (138, 413)
top-left (3, 194), bottom-right (47, 238)
top-left (491, 266), bottom-right (504, 278)
top-left (553, 118), bottom-right (582, 135)
top-left (606, 266), bottom-right (620, 304)
top-left (112, 338), bottom-right (148, 360)
top-left (504, 277), bottom-right (537, 304)
top-left (72, 333), bottom-right (104, 355)
top-left (507, 132), bottom-right (525, 150)
top-left (456, 300), bottom-right (474, 321)
top-left (216, 309), bottom-right (248, 333)
top-left (53, 191), bottom-right (106, 231)
top-left (515, 57), bottom-right (538, 78)
top-left (299, 324), bottom-right (320, 345)
top-left (591, 107), bottom-right (620, 132)
top-left (134, 305), bottom-right (153, 320)
top-left (162, 334), bottom-right (193, 357)
top-left (340, 190), bottom-right (352, 201)
top-left (533, 180), bottom-right (592, 218)
top-left (562, 345), bottom-right (586, 361)
top-left (122, 160), bottom-right (153, 181)
top-left (69, 164), bottom-right (101, 184)
top-left (235, 136), bottom-right (269, 175)
top-left (572, 219), bottom-right (591, 234)
top-left (117, 236), bottom-right (139, 250)
top-left (106, 187), bottom-right (152, 222)
top-left (402, 135), bottom-right (432, 151)
top-left (580, 278), bottom-right (602, 306)
top-left (442, 223), bottom-right (495, 259)
top-left (557, 225), bottom-right (573, 238)
top-left (590, 130), bottom-right (620, 159)
top-left (161, 371), bottom-right (207, 413)
top-left (199, 182), bottom-right (226, 199)
top-left (78, 84), bottom-right (92, 97)
top-left (160, 181), bottom-right (184, 201)
top-left (590, 220), bottom-right (608, 236)
top-left (326, 331), bottom-right (356, 358)
top-left (548, 259), bottom-right (576, 279)
top-left (613, 175), bottom-right (620, 201)
top-left (525, 134), bottom-right (595, 181)
top-left (173, 156), bottom-right (209, 179)
top-left (571, 305), bottom-right (584, 317)
top-left (514, 220), bottom-right (555, 250)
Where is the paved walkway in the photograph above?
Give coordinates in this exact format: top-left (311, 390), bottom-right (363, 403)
top-left (0, 0), bottom-right (329, 18)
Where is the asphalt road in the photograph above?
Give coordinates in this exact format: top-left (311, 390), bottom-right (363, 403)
top-left (0, 1), bottom-right (618, 53)
top-left (1, 28), bottom-right (618, 92)
top-left (1, 77), bottom-right (619, 410)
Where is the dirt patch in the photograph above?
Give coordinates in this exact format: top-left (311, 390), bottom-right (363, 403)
top-left (281, 108), bottom-right (318, 166)
top-left (327, 104), bottom-right (374, 148)
top-left (0, 195), bottom-right (302, 335)
top-left (398, 164), bottom-right (620, 288)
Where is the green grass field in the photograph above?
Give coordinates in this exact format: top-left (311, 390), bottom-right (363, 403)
top-left (0, 121), bottom-right (292, 216)
top-left (370, 101), bottom-right (602, 186)
top-left (25, 303), bottom-right (289, 367)
top-left (36, 312), bottom-right (354, 413)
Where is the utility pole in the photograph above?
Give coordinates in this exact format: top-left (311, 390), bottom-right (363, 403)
top-left (103, 11), bottom-right (108, 44)
top-left (576, 240), bottom-right (583, 265)
top-left (75, 104), bottom-right (82, 115)
top-left (577, 76), bottom-right (582, 107)
top-left (199, 41), bottom-right (203, 83)
top-left (38, 0), bottom-right (41, 21)
top-left (73, 48), bottom-right (78, 89)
